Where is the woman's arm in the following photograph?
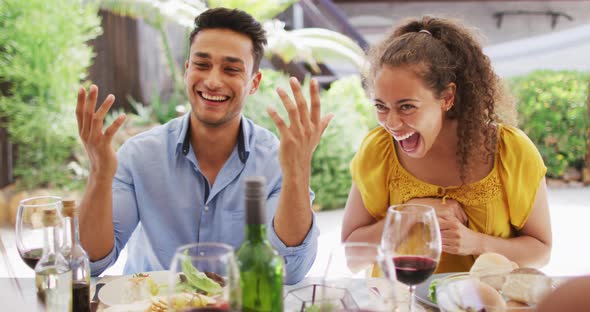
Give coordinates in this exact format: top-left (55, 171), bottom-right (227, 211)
top-left (341, 183), bottom-right (384, 244)
top-left (439, 178), bottom-right (552, 267)
top-left (478, 177), bottom-right (552, 267)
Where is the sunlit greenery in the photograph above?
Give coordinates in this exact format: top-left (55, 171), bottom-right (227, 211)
top-left (94, 0), bottom-right (366, 76)
top-left (243, 69), bottom-right (375, 210)
top-left (510, 70), bottom-right (589, 178)
top-left (0, 0), bottom-right (102, 189)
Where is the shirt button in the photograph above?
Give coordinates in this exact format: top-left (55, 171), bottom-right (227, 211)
top-left (204, 206), bottom-right (209, 212)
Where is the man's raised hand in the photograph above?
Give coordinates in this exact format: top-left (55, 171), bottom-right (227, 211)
top-left (75, 85), bottom-right (126, 180)
top-left (266, 77), bottom-right (334, 176)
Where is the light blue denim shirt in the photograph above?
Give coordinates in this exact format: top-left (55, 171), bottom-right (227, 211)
top-left (89, 113), bottom-right (319, 284)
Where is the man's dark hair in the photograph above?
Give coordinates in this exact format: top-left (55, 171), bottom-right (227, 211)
top-left (189, 8), bottom-right (267, 72)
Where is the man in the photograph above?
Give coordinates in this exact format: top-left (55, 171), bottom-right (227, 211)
top-left (75, 7), bottom-right (333, 284)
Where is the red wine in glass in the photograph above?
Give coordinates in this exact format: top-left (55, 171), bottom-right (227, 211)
top-left (21, 248), bottom-right (43, 269)
top-left (393, 256), bottom-right (437, 286)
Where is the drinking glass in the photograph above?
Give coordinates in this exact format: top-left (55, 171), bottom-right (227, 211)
top-left (168, 243), bottom-right (240, 312)
top-left (381, 204), bottom-right (442, 311)
top-left (320, 242), bottom-right (397, 311)
top-left (15, 196), bottom-right (63, 270)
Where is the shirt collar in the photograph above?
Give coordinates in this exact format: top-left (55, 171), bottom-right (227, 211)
top-left (176, 113), bottom-right (250, 163)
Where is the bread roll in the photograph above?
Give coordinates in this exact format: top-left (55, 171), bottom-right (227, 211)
top-left (473, 280), bottom-right (507, 310)
top-left (511, 267), bottom-right (544, 275)
top-left (438, 278), bottom-right (506, 311)
top-left (502, 273), bottom-right (553, 305)
top-left (470, 253), bottom-right (518, 290)
top-left (506, 300), bottom-right (530, 308)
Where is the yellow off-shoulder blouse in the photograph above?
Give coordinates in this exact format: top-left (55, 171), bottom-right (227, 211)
top-left (350, 125), bottom-right (547, 273)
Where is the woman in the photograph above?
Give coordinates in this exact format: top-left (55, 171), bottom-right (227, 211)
top-left (341, 16), bottom-right (551, 272)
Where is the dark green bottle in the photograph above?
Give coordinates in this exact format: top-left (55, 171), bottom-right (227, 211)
top-left (237, 176), bottom-right (284, 312)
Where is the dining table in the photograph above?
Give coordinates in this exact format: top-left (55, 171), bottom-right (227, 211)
top-left (1, 224), bottom-right (436, 311)
top-left (0, 274), bottom-right (435, 311)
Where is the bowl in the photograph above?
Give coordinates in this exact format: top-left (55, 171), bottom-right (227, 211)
top-left (283, 284), bottom-right (357, 312)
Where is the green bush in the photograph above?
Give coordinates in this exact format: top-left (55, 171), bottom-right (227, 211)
top-left (0, 0), bottom-right (102, 189)
top-left (510, 70), bottom-right (589, 178)
top-left (244, 69), bottom-right (375, 210)
top-left (309, 76), bottom-right (376, 210)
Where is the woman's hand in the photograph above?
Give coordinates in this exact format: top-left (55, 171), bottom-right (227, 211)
top-left (438, 214), bottom-right (481, 255)
top-left (406, 197), bottom-right (468, 225)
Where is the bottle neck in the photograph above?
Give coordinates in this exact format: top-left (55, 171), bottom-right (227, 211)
top-left (43, 224), bottom-right (60, 257)
top-left (62, 216), bottom-right (73, 250)
top-left (62, 214), bottom-right (82, 244)
top-left (244, 177), bottom-right (268, 243)
top-left (245, 223), bottom-right (267, 243)
top-left (72, 215), bottom-right (81, 247)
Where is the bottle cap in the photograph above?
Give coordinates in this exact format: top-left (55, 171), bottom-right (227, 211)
top-left (61, 199), bottom-right (77, 218)
top-left (245, 176), bottom-right (266, 225)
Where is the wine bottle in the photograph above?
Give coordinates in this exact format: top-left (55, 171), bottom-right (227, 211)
top-left (62, 200), bottom-right (91, 312)
top-left (236, 176), bottom-right (284, 312)
top-left (35, 207), bottom-right (73, 311)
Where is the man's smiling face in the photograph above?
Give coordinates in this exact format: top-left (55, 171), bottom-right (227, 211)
top-left (184, 28), bottom-right (261, 128)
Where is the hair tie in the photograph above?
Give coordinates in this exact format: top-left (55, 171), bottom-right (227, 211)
top-left (418, 29), bottom-right (432, 36)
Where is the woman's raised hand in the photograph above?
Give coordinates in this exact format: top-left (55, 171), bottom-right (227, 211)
top-left (75, 85), bottom-right (126, 180)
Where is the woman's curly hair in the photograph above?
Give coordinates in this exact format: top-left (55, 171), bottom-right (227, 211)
top-left (365, 16), bottom-right (513, 182)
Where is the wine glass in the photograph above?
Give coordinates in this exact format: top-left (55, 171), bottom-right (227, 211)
top-left (168, 242), bottom-right (240, 312)
top-left (320, 242), bottom-right (397, 311)
top-left (381, 204), bottom-right (442, 312)
top-left (15, 196), bottom-right (63, 270)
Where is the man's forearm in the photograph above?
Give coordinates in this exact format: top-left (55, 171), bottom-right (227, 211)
top-left (79, 175), bottom-right (115, 261)
top-left (273, 172), bottom-right (313, 246)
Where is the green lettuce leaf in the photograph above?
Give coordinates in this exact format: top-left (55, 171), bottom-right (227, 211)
top-left (180, 251), bottom-right (223, 295)
top-left (428, 278), bottom-right (440, 304)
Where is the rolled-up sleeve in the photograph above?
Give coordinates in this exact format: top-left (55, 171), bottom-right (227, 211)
top-left (265, 189), bottom-right (319, 285)
top-left (268, 212), bottom-right (319, 284)
top-left (89, 245), bottom-right (118, 276)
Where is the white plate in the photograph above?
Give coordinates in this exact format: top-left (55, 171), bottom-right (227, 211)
top-left (415, 272), bottom-right (559, 309)
top-left (98, 271), bottom-right (172, 306)
top-left (414, 272), bottom-right (456, 308)
top-left (101, 301), bottom-right (151, 312)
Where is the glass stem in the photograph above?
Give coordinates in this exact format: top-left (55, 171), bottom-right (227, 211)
top-left (408, 285), bottom-right (415, 312)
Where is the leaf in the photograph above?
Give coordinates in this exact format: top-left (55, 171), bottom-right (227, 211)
top-left (92, 0), bottom-right (206, 28)
top-left (180, 251), bottom-right (223, 295)
top-left (265, 22), bottom-right (366, 71)
top-left (207, 0), bottom-right (298, 21)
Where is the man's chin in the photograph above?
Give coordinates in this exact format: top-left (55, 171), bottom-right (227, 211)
top-left (192, 112), bottom-right (234, 128)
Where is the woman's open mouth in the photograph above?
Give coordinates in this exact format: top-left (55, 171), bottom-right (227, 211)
top-left (394, 131), bottom-right (421, 153)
